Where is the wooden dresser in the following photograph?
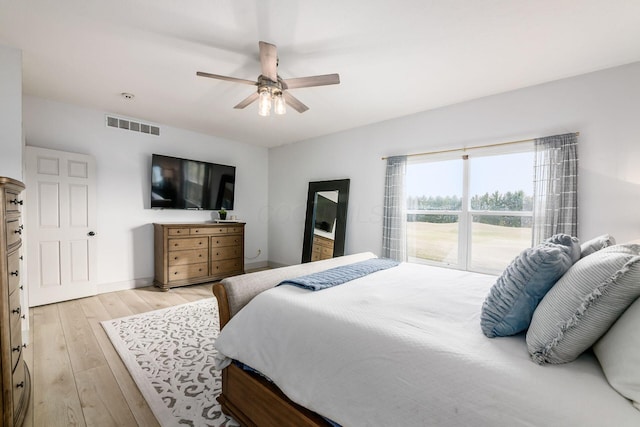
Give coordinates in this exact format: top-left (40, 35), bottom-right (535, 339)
top-left (0, 177), bottom-right (30, 427)
top-left (311, 234), bottom-right (335, 261)
top-left (154, 222), bottom-right (245, 291)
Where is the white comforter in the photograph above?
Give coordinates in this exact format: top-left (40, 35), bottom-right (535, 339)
top-left (214, 263), bottom-right (640, 426)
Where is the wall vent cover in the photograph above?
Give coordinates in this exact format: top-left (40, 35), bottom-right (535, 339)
top-left (106, 115), bottom-right (160, 136)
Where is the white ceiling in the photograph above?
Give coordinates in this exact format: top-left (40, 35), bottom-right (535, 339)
top-left (2, 1), bottom-right (640, 148)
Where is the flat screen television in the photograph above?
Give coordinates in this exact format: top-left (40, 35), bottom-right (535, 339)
top-left (150, 154), bottom-right (235, 210)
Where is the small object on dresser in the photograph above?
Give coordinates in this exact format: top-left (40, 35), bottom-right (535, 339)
top-left (219, 208), bottom-right (227, 220)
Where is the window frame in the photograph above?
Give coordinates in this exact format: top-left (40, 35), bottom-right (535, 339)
top-left (406, 141), bottom-right (534, 274)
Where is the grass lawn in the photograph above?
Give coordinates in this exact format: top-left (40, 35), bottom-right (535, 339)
top-left (407, 221), bottom-right (531, 272)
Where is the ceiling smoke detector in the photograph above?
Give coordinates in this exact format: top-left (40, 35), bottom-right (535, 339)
top-left (121, 92), bottom-right (135, 100)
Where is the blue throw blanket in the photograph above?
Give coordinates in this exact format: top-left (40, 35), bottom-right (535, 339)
top-left (277, 258), bottom-right (400, 291)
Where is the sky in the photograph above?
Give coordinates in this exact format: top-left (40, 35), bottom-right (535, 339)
top-left (406, 152), bottom-right (534, 198)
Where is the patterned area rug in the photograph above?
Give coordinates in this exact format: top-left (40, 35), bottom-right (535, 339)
top-left (101, 298), bottom-right (239, 427)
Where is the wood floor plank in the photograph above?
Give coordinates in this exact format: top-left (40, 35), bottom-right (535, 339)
top-left (75, 365), bottom-right (138, 427)
top-left (115, 289), bottom-right (155, 315)
top-left (29, 279), bottom-right (251, 427)
top-left (58, 299), bottom-right (107, 373)
top-left (134, 285), bottom-right (192, 310)
top-left (79, 297), bottom-right (160, 427)
top-left (171, 283), bottom-right (215, 302)
top-left (32, 304), bottom-right (86, 427)
top-left (98, 291), bottom-right (137, 319)
top-left (22, 310), bottom-right (35, 427)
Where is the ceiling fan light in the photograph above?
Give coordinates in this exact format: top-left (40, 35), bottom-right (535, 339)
top-left (274, 93), bottom-right (286, 115)
top-left (258, 90), bottom-right (271, 116)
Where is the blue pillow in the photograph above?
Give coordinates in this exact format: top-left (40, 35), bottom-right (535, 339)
top-left (480, 234), bottom-right (580, 338)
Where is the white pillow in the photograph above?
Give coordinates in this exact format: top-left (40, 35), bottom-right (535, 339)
top-left (594, 297), bottom-right (640, 410)
top-left (580, 234), bottom-right (616, 258)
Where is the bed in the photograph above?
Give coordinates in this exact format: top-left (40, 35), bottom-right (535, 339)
top-left (211, 251), bottom-right (640, 426)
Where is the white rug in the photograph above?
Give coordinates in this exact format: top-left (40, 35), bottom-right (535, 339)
top-left (101, 298), bottom-right (239, 427)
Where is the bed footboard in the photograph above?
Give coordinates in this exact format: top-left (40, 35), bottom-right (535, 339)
top-left (211, 252), bottom-right (378, 426)
top-left (218, 364), bottom-right (331, 427)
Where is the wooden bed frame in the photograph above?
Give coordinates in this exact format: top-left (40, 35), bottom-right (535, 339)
top-left (212, 282), bottom-right (332, 427)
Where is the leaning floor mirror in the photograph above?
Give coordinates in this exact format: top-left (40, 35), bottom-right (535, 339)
top-left (301, 179), bottom-right (350, 263)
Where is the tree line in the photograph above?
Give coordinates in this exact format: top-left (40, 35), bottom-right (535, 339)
top-left (407, 190), bottom-right (533, 227)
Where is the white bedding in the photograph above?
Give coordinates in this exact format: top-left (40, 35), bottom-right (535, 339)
top-left (214, 262), bottom-right (640, 426)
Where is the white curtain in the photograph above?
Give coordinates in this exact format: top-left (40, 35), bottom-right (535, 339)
top-left (382, 156), bottom-right (407, 261)
top-left (532, 132), bottom-right (579, 245)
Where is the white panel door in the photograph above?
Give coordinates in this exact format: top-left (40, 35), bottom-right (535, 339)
top-left (25, 147), bottom-right (97, 306)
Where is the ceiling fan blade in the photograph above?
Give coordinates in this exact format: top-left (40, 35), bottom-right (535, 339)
top-left (196, 71), bottom-right (256, 86)
top-left (283, 92), bottom-right (309, 113)
top-left (259, 41), bottom-right (278, 82)
top-left (234, 92), bottom-right (259, 109)
top-left (282, 73), bottom-right (340, 90)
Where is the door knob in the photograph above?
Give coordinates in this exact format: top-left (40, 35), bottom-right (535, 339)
top-left (88, 231), bottom-right (96, 236)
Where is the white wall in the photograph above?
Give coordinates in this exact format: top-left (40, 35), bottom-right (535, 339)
top-left (269, 62), bottom-right (640, 266)
top-left (0, 44), bottom-right (23, 180)
top-left (23, 96), bottom-right (269, 292)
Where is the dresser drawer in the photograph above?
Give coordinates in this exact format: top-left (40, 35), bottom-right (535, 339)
top-left (168, 262), bottom-right (208, 282)
top-left (5, 188), bottom-right (23, 214)
top-left (6, 218), bottom-right (22, 248)
top-left (190, 226), bottom-right (227, 236)
top-left (211, 258), bottom-right (243, 276)
top-left (211, 246), bottom-right (242, 261)
top-left (168, 248), bottom-right (208, 266)
top-left (9, 286), bottom-right (23, 371)
top-left (226, 226), bottom-right (243, 235)
top-left (12, 356), bottom-right (26, 415)
top-left (168, 228), bottom-right (190, 236)
top-left (7, 250), bottom-right (21, 294)
top-left (168, 237), bottom-right (207, 251)
top-left (210, 235), bottom-right (242, 248)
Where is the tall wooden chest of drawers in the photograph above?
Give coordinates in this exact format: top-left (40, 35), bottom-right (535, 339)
top-left (153, 222), bottom-right (245, 291)
top-left (0, 177), bottom-right (30, 427)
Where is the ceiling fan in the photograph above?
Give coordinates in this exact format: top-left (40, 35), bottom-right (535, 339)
top-left (197, 41), bottom-right (340, 116)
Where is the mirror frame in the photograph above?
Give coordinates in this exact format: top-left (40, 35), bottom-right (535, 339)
top-left (301, 179), bottom-right (350, 263)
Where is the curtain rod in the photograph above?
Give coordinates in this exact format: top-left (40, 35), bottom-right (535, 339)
top-left (381, 132), bottom-right (580, 160)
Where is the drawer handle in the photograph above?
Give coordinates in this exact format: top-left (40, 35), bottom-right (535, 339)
top-left (12, 307), bottom-right (21, 315)
top-left (12, 345), bottom-right (20, 352)
top-left (15, 228), bottom-right (22, 235)
top-left (21, 314), bottom-right (26, 320)
top-left (9, 199), bottom-right (23, 205)
top-left (11, 270), bottom-right (19, 276)
top-left (16, 382), bottom-right (24, 389)
top-left (174, 272), bottom-right (178, 275)
top-left (174, 256), bottom-right (178, 260)
top-left (199, 242), bottom-right (203, 245)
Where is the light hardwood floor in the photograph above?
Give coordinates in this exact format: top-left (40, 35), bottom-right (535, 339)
top-left (22, 283), bottom-right (217, 427)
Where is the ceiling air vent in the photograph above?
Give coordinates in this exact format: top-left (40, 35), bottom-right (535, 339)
top-left (106, 115), bottom-right (160, 136)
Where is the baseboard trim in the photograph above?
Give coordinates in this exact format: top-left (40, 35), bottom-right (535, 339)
top-left (98, 277), bottom-right (154, 294)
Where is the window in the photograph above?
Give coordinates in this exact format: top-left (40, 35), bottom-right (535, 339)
top-left (406, 144), bottom-right (534, 274)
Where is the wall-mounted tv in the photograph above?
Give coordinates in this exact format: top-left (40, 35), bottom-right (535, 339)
top-left (151, 154), bottom-right (236, 210)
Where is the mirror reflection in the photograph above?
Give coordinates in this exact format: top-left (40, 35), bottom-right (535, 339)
top-left (302, 179), bottom-right (350, 263)
top-left (311, 190), bottom-right (339, 261)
